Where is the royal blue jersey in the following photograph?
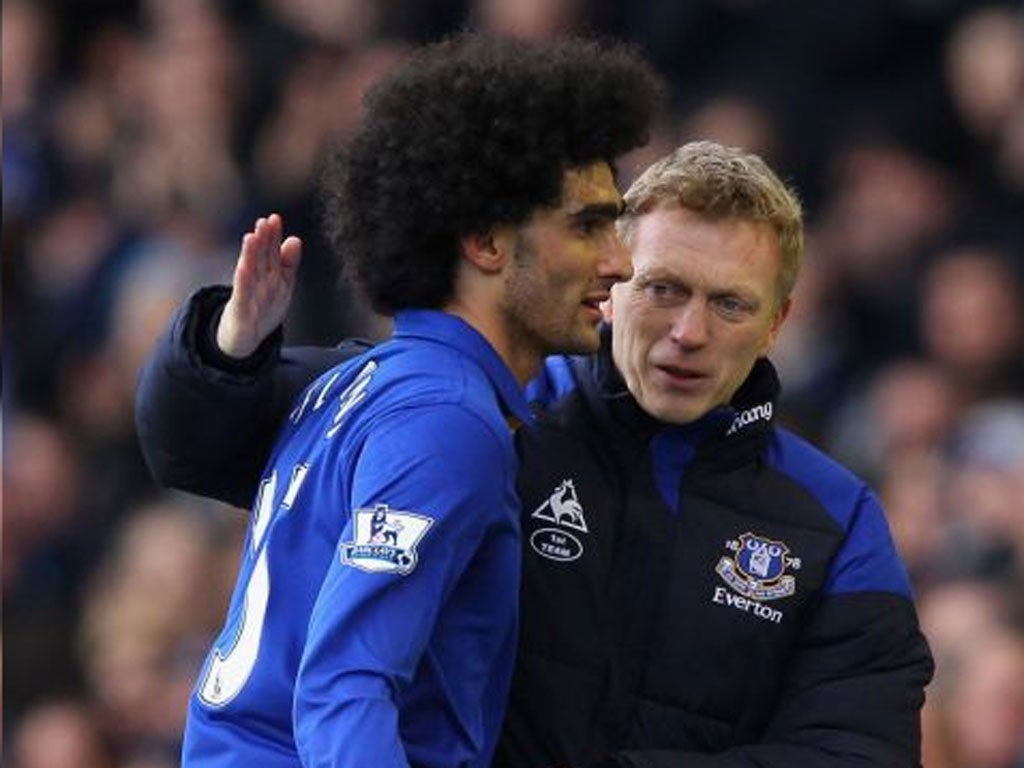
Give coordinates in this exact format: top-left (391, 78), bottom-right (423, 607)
top-left (181, 310), bottom-right (532, 768)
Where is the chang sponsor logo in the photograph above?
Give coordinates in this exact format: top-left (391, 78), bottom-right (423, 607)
top-left (726, 401), bottom-right (773, 435)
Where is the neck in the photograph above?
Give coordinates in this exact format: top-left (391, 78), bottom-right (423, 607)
top-left (444, 299), bottom-right (542, 386)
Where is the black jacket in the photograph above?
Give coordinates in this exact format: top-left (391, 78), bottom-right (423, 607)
top-left (136, 288), bottom-right (933, 768)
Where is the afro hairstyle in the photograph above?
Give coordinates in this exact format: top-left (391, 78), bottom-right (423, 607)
top-left (321, 33), bottom-right (663, 315)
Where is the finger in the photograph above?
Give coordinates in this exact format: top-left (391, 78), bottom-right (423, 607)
top-left (252, 217), bottom-right (269, 273)
top-left (280, 235), bottom-right (303, 275)
top-left (265, 213), bottom-right (285, 275)
top-left (267, 212), bottom-right (284, 244)
top-left (233, 233), bottom-right (258, 296)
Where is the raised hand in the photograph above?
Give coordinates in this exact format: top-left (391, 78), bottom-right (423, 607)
top-left (216, 213), bottom-right (302, 358)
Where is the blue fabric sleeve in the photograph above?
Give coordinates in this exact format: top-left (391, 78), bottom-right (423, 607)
top-left (823, 488), bottom-right (913, 598)
top-left (767, 431), bottom-right (913, 598)
top-left (293, 406), bottom-right (512, 768)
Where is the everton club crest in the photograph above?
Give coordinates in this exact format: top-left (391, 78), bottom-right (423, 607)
top-left (715, 532), bottom-right (798, 601)
top-left (340, 504), bottom-right (433, 575)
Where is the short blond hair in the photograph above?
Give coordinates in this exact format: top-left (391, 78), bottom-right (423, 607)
top-left (619, 141), bottom-right (804, 303)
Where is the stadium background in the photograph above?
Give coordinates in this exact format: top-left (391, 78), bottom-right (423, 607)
top-left (4, 0), bottom-right (1024, 765)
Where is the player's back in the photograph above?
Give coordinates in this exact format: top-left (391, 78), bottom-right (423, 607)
top-left (181, 310), bottom-right (527, 768)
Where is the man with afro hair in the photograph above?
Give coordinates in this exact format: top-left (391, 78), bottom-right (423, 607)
top-left (154, 33), bottom-right (662, 768)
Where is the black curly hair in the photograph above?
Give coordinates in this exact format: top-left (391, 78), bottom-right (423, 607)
top-left (321, 33), bottom-right (663, 315)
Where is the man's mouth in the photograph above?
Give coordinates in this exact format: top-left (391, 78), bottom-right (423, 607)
top-left (654, 364), bottom-right (709, 387)
top-left (581, 294), bottom-right (609, 318)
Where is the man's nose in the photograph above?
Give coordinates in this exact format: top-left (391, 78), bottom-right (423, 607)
top-left (669, 300), bottom-right (710, 347)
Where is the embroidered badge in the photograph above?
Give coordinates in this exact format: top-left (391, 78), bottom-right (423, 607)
top-left (340, 504), bottom-right (433, 575)
top-left (715, 532), bottom-right (799, 601)
top-left (531, 479), bottom-right (589, 532)
top-left (530, 479), bottom-right (588, 562)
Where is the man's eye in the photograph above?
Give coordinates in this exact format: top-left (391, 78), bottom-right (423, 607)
top-left (575, 219), bottom-right (603, 236)
top-left (715, 296), bottom-right (751, 316)
top-left (642, 282), bottom-right (682, 302)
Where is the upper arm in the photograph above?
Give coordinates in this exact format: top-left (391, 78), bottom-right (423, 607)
top-left (303, 405), bottom-right (514, 680)
top-left (293, 406), bottom-right (517, 763)
top-left (823, 488), bottom-right (914, 598)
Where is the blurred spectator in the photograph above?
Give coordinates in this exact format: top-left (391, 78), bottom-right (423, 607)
top-left (262, 0), bottom-right (383, 48)
top-left (114, 4), bottom-right (245, 230)
top-left (7, 699), bottom-right (116, 768)
top-left (918, 578), bottom-right (1024, 768)
top-left (941, 626), bottom-right (1024, 768)
top-left (919, 578), bottom-right (1020, 685)
top-left (919, 244), bottom-right (1024, 405)
top-left (2, 0), bottom-right (57, 220)
top-left (250, 43), bottom-right (407, 203)
top-left (80, 495), bottom-right (245, 764)
top-left (946, 6), bottom-right (1024, 144)
top-left (825, 357), bottom-right (962, 482)
top-left (248, 41), bottom-right (405, 344)
top-left (4, 413), bottom-right (90, 720)
top-left (814, 139), bottom-right (959, 378)
top-left (944, 4), bottom-right (1024, 232)
top-left (940, 401), bottom-right (1024, 579)
top-left (882, 451), bottom-right (949, 586)
top-left (681, 92), bottom-right (782, 168)
top-left (471, 0), bottom-right (584, 39)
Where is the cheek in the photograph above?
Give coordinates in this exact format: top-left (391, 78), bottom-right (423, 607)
top-left (618, 311), bottom-right (660, 359)
top-left (727, 320), bottom-right (775, 352)
top-left (719, 329), bottom-right (773, 377)
top-left (541, 260), bottom-right (585, 299)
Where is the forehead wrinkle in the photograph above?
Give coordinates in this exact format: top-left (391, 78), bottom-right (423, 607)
top-left (633, 208), bottom-right (777, 296)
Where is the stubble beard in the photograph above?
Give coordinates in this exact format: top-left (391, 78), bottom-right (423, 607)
top-left (504, 235), bottom-right (598, 359)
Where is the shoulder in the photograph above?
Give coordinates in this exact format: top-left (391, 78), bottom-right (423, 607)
top-left (766, 427), bottom-right (872, 532)
top-left (372, 401), bottom-right (513, 460)
top-left (288, 342), bottom-right (518, 470)
top-left (304, 339), bottom-right (508, 431)
top-left (768, 427), bottom-right (913, 598)
top-left (360, 350), bottom-right (519, 472)
top-left (375, 339), bottom-right (510, 419)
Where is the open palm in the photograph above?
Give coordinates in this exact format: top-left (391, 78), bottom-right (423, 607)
top-left (217, 213), bottom-right (302, 358)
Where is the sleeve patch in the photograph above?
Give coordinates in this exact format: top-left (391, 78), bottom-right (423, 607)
top-left (340, 504), bottom-right (434, 575)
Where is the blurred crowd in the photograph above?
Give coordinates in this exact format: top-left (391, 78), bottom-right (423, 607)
top-left (3, 0), bottom-right (1024, 766)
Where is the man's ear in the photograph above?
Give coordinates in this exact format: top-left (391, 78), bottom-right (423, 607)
top-left (460, 230), bottom-right (509, 275)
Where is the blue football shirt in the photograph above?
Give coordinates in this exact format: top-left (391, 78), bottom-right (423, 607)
top-left (181, 310), bottom-right (531, 768)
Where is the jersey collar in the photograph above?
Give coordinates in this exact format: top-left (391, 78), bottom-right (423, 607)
top-left (393, 309), bottom-right (533, 426)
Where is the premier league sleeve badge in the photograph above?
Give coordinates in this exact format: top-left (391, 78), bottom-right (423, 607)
top-left (340, 504), bottom-right (434, 575)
